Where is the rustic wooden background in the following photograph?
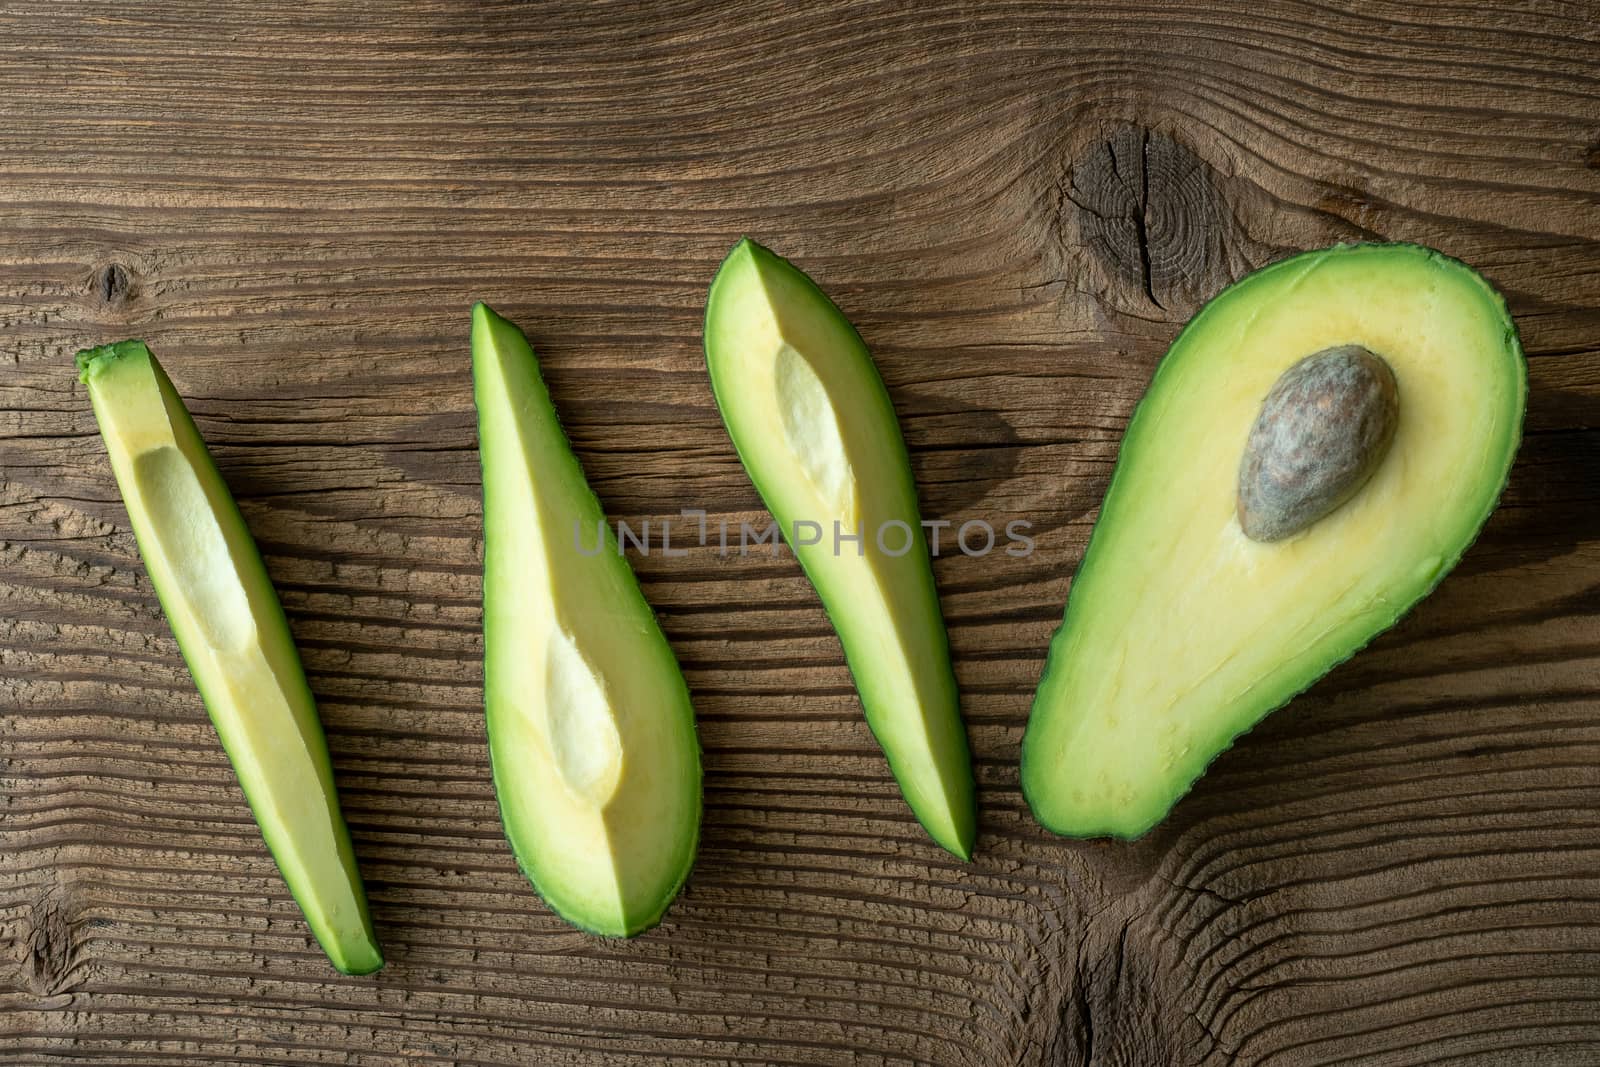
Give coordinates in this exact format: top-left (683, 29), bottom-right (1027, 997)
top-left (2, 1), bottom-right (1598, 1064)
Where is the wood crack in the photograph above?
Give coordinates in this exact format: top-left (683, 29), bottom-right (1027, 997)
top-left (1134, 128), bottom-right (1160, 311)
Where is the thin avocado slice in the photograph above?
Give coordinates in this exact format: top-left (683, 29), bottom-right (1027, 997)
top-left (77, 341), bottom-right (382, 975)
top-left (702, 239), bottom-right (977, 860)
top-left (472, 303), bottom-right (701, 936)
top-left (1022, 243), bottom-right (1526, 839)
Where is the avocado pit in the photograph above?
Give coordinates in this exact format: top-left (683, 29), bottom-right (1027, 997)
top-left (1238, 344), bottom-right (1399, 542)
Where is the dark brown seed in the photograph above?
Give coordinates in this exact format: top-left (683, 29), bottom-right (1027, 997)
top-left (1237, 345), bottom-right (1400, 542)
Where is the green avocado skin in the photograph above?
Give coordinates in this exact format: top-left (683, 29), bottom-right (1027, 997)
top-left (1020, 243), bottom-right (1527, 840)
top-left (77, 340), bottom-right (383, 975)
top-left (702, 239), bottom-right (977, 860)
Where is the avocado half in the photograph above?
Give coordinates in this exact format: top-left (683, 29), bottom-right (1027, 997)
top-left (78, 341), bottom-right (383, 974)
top-left (703, 239), bottom-right (977, 859)
top-left (1021, 243), bottom-right (1526, 839)
top-left (472, 304), bottom-right (701, 936)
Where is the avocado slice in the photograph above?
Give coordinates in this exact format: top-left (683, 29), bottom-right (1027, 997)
top-left (703, 240), bottom-right (977, 860)
top-left (77, 341), bottom-right (382, 975)
top-left (471, 303), bottom-right (701, 936)
top-left (1022, 243), bottom-right (1526, 838)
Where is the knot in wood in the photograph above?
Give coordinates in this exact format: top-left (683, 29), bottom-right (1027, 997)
top-left (22, 885), bottom-right (80, 997)
top-left (94, 263), bottom-right (134, 306)
top-left (1066, 124), bottom-right (1235, 314)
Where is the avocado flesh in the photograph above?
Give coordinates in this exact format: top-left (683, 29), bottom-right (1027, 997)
top-left (1021, 243), bottom-right (1526, 839)
top-left (703, 240), bottom-right (977, 859)
top-left (472, 304), bottom-right (701, 936)
top-left (77, 342), bottom-right (382, 975)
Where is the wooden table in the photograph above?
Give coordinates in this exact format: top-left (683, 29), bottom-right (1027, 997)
top-left (2, 2), bottom-right (1597, 1064)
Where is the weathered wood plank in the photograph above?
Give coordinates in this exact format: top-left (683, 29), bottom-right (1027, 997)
top-left (2, 1), bottom-right (1598, 1063)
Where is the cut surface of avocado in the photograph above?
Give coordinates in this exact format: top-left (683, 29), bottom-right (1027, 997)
top-left (703, 239), bottom-right (976, 860)
top-left (1022, 243), bottom-right (1526, 838)
top-left (77, 341), bottom-right (382, 975)
top-left (472, 304), bottom-right (701, 936)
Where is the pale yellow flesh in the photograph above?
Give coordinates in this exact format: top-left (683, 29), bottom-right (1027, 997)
top-left (474, 306), bottom-right (699, 935)
top-left (1029, 248), bottom-right (1522, 830)
top-left (84, 352), bottom-right (379, 974)
top-left (705, 248), bottom-right (973, 856)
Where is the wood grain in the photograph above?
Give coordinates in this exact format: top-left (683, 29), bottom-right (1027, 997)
top-left (2, 0), bottom-right (1598, 1063)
